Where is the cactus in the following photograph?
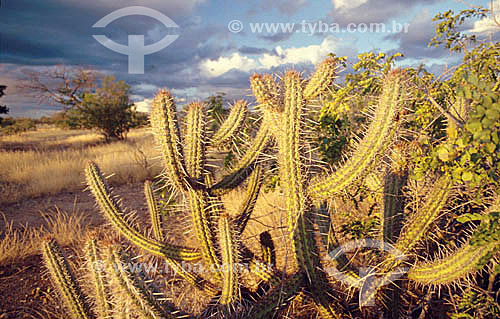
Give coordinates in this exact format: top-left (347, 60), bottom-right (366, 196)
top-left (41, 57), bottom-right (500, 319)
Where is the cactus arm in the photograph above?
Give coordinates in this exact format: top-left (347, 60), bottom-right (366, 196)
top-left (41, 240), bottom-right (93, 319)
top-left (108, 249), bottom-right (179, 319)
top-left (144, 181), bottom-right (163, 242)
top-left (150, 89), bottom-right (189, 193)
top-left (211, 100), bottom-right (248, 147)
top-left (395, 175), bottom-right (452, 254)
top-left (218, 214), bottom-right (240, 305)
top-left (303, 57), bottom-right (337, 100)
top-left (235, 164), bottom-right (263, 234)
top-left (184, 102), bottom-right (207, 181)
top-left (308, 70), bottom-right (404, 200)
top-left (246, 272), bottom-right (304, 319)
top-left (211, 122), bottom-right (271, 193)
top-left (407, 241), bottom-right (498, 285)
top-left (85, 239), bottom-right (113, 319)
top-left (251, 74), bottom-right (283, 113)
top-left (188, 188), bottom-right (222, 280)
top-left (85, 162), bottom-right (201, 261)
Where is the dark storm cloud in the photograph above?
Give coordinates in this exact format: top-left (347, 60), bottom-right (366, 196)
top-left (238, 46), bottom-right (274, 55)
top-left (0, 0), bottom-right (238, 116)
top-left (258, 32), bottom-right (294, 43)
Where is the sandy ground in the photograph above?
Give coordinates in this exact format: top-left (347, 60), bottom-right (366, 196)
top-left (0, 182), bottom-right (147, 232)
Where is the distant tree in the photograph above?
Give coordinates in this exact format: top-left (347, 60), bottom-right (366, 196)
top-left (0, 85), bottom-right (9, 124)
top-left (19, 66), bottom-right (143, 141)
top-left (205, 92), bottom-right (228, 130)
top-left (66, 76), bottom-right (137, 141)
top-left (19, 65), bottom-right (97, 108)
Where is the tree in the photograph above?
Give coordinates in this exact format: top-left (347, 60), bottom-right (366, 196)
top-left (0, 85), bottom-right (9, 124)
top-left (19, 65), bottom-right (97, 108)
top-left (67, 76), bottom-right (137, 141)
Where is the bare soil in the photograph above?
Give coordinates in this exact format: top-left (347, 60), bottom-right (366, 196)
top-left (0, 182), bottom-right (147, 232)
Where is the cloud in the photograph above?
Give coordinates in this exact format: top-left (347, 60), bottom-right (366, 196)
top-left (200, 37), bottom-right (340, 77)
top-left (326, 0), bottom-right (439, 25)
top-left (201, 53), bottom-right (260, 77)
top-left (331, 0), bottom-right (369, 11)
top-left (469, 0), bottom-right (500, 34)
top-left (238, 46), bottom-right (274, 55)
top-left (258, 32), bottom-right (294, 43)
top-left (258, 37), bottom-right (339, 69)
top-left (260, 0), bottom-right (308, 16)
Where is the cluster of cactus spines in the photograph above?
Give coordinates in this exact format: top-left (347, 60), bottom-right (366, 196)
top-left (43, 57), bottom-right (500, 319)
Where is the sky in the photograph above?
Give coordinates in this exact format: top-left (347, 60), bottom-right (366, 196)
top-left (0, 0), bottom-right (498, 117)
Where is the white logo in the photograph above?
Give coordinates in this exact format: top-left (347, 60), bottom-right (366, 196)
top-left (92, 6), bottom-right (179, 74)
top-left (325, 239), bottom-right (409, 307)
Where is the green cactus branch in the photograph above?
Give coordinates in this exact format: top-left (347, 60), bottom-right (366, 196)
top-left (218, 214), bottom-right (240, 305)
top-left (211, 122), bottom-right (271, 193)
top-left (85, 162), bottom-right (201, 261)
top-left (308, 70), bottom-right (405, 201)
top-left (407, 240), bottom-right (498, 285)
top-left (107, 248), bottom-right (179, 319)
top-left (211, 100), bottom-right (248, 147)
top-left (234, 164), bottom-right (263, 234)
top-left (396, 175), bottom-right (453, 254)
top-left (144, 181), bottom-right (163, 242)
top-left (150, 90), bottom-right (190, 193)
top-left (42, 239), bottom-right (94, 319)
top-left (85, 240), bottom-right (113, 319)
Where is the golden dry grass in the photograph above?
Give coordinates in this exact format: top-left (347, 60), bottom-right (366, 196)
top-left (0, 208), bottom-right (90, 265)
top-left (0, 128), bottom-right (161, 205)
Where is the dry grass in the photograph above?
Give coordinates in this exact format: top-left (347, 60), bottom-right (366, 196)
top-left (0, 208), bottom-right (90, 265)
top-left (0, 128), bottom-right (161, 205)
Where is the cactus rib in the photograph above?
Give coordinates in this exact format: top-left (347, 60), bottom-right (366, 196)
top-left (85, 162), bottom-right (201, 261)
top-left (396, 175), bottom-right (452, 253)
top-left (184, 102), bottom-right (207, 181)
top-left (42, 239), bottom-right (93, 319)
top-left (304, 57), bottom-right (337, 100)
